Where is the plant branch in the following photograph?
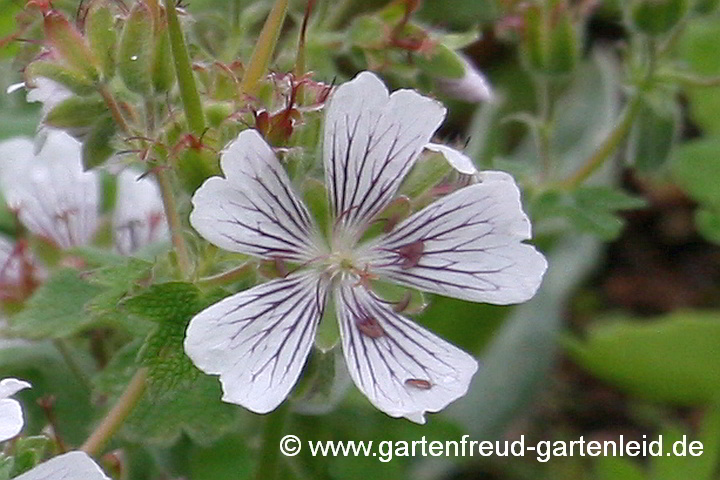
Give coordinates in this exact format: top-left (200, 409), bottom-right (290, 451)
top-left (156, 168), bottom-right (192, 277)
top-left (81, 368), bottom-right (148, 457)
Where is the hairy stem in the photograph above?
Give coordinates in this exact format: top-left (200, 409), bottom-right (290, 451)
top-left (81, 368), bottom-right (148, 457)
top-left (156, 168), bottom-right (192, 276)
top-left (165, 0), bottom-right (205, 135)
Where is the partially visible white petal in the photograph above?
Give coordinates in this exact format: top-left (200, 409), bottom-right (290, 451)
top-left (6, 82), bottom-right (25, 95)
top-left (323, 71), bottom-right (446, 245)
top-left (363, 174), bottom-right (547, 304)
top-left (0, 378), bottom-right (31, 398)
top-left (184, 271), bottom-right (329, 414)
top-left (0, 377), bottom-right (30, 442)
top-left (335, 277), bottom-right (478, 423)
top-left (0, 399), bottom-right (25, 442)
top-left (425, 143), bottom-right (477, 175)
top-left (0, 235), bottom-right (22, 286)
top-left (0, 131), bottom-right (99, 249)
top-left (435, 55), bottom-right (493, 103)
top-left (26, 77), bottom-right (73, 119)
top-left (14, 451), bottom-right (110, 480)
top-left (113, 170), bottom-right (168, 255)
top-left (190, 130), bottom-right (323, 263)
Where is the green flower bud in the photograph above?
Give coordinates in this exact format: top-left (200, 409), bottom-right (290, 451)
top-left (152, 19), bottom-right (176, 94)
top-left (43, 10), bottom-right (101, 84)
top-left (521, 1), bottom-right (580, 76)
top-left (26, 60), bottom-right (96, 96)
top-left (629, 0), bottom-right (689, 35)
top-left (118, 2), bottom-right (154, 95)
top-left (86, 4), bottom-right (117, 80)
top-left (45, 95), bottom-right (108, 130)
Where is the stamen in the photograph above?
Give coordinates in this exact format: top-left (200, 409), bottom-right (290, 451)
top-left (356, 315), bottom-right (385, 338)
top-left (405, 378), bottom-right (432, 390)
top-left (395, 240), bottom-right (424, 270)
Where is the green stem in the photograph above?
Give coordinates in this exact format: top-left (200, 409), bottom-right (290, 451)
top-left (81, 368), bottom-right (148, 457)
top-left (241, 0), bottom-right (289, 96)
top-left (165, 0), bottom-right (205, 135)
top-left (559, 94), bottom-right (643, 190)
top-left (255, 402), bottom-right (290, 480)
top-left (98, 84), bottom-right (131, 135)
top-left (533, 74), bottom-right (553, 180)
top-left (197, 262), bottom-right (254, 287)
top-left (156, 169), bottom-right (192, 277)
top-left (53, 340), bottom-right (92, 392)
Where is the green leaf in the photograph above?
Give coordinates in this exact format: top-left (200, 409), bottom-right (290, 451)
top-left (627, 94), bottom-right (678, 171)
top-left (671, 137), bottom-right (720, 208)
top-left (95, 339), bottom-right (238, 446)
top-left (45, 95), bottom-right (108, 129)
top-left (415, 44), bottom-right (466, 80)
top-left (81, 115), bottom-right (117, 170)
top-left (594, 456), bottom-right (646, 480)
top-left (565, 311), bottom-right (720, 405)
top-left (695, 208), bottom-right (720, 245)
top-left (8, 436), bottom-right (51, 477)
top-left (9, 269), bottom-right (103, 339)
top-left (678, 19), bottom-right (720, 133)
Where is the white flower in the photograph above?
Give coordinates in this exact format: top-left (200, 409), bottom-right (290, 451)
top-left (113, 170), bottom-right (169, 255)
top-left (0, 131), bottom-right (99, 249)
top-left (0, 377), bottom-right (30, 442)
top-left (0, 132), bottom-right (167, 254)
top-left (185, 71), bottom-right (547, 423)
top-left (14, 451), bottom-right (110, 480)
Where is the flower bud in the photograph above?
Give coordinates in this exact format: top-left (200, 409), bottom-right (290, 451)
top-left (118, 2), bottom-right (154, 94)
top-left (43, 10), bottom-right (101, 84)
top-left (521, 1), bottom-right (580, 76)
top-left (434, 54), bottom-right (492, 103)
top-left (86, 3), bottom-right (117, 80)
top-left (629, 0), bottom-right (689, 35)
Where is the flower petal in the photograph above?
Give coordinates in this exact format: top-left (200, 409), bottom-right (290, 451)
top-left (0, 131), bottom-right (99, 249)
top-left (324, 71), bottom-right (446, 244)
top-left (14, 451), bottom-right (110, 480)
top-left (364, 172), bottom-right (547, 304)
top-left (113, 169), bottom-right (168, 254)
top-left (0, 378), bottom-right (30, 442)
top-left (0, 399), bottom-right (24, 442)
top-left (335, 277), bottom-right (478, 423)
top-left (425, 143), bottom-right (478, 175)
top-left (184, 271), bottom-right (329, 414)
top-left (190, 129), bottom-right (323, 263)
top-left (0, 378), bottom-right (31, 399)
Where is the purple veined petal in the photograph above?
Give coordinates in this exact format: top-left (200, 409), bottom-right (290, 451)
top-left (113, 169), bottom-right (168, 255)
top-left (0, 131), bottom-right (100, 249)
top-left (0, 377), bottom-right (30, 442)
top-left (323, 71), bottom-right (446, 246)
top-left (184, 271), bottom-right (330, 414)
top-left (335, 276), bottom-right (478, 424)
top-left (424, 143), bottom-right (478, 175)
top-left (190, 129), bottom-right (324, 263)
top-left (14, 451), bottom-right (111, 480)
top-left (362, 172), bottom-right (548, 304)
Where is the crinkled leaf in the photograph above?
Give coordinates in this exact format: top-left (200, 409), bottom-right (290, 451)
top-left (9, 269), bottom-right (103, 339)
top-left (565, 311), bottom-right (720, 405)
top-left (94, 339), bottom-right (237, 446)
